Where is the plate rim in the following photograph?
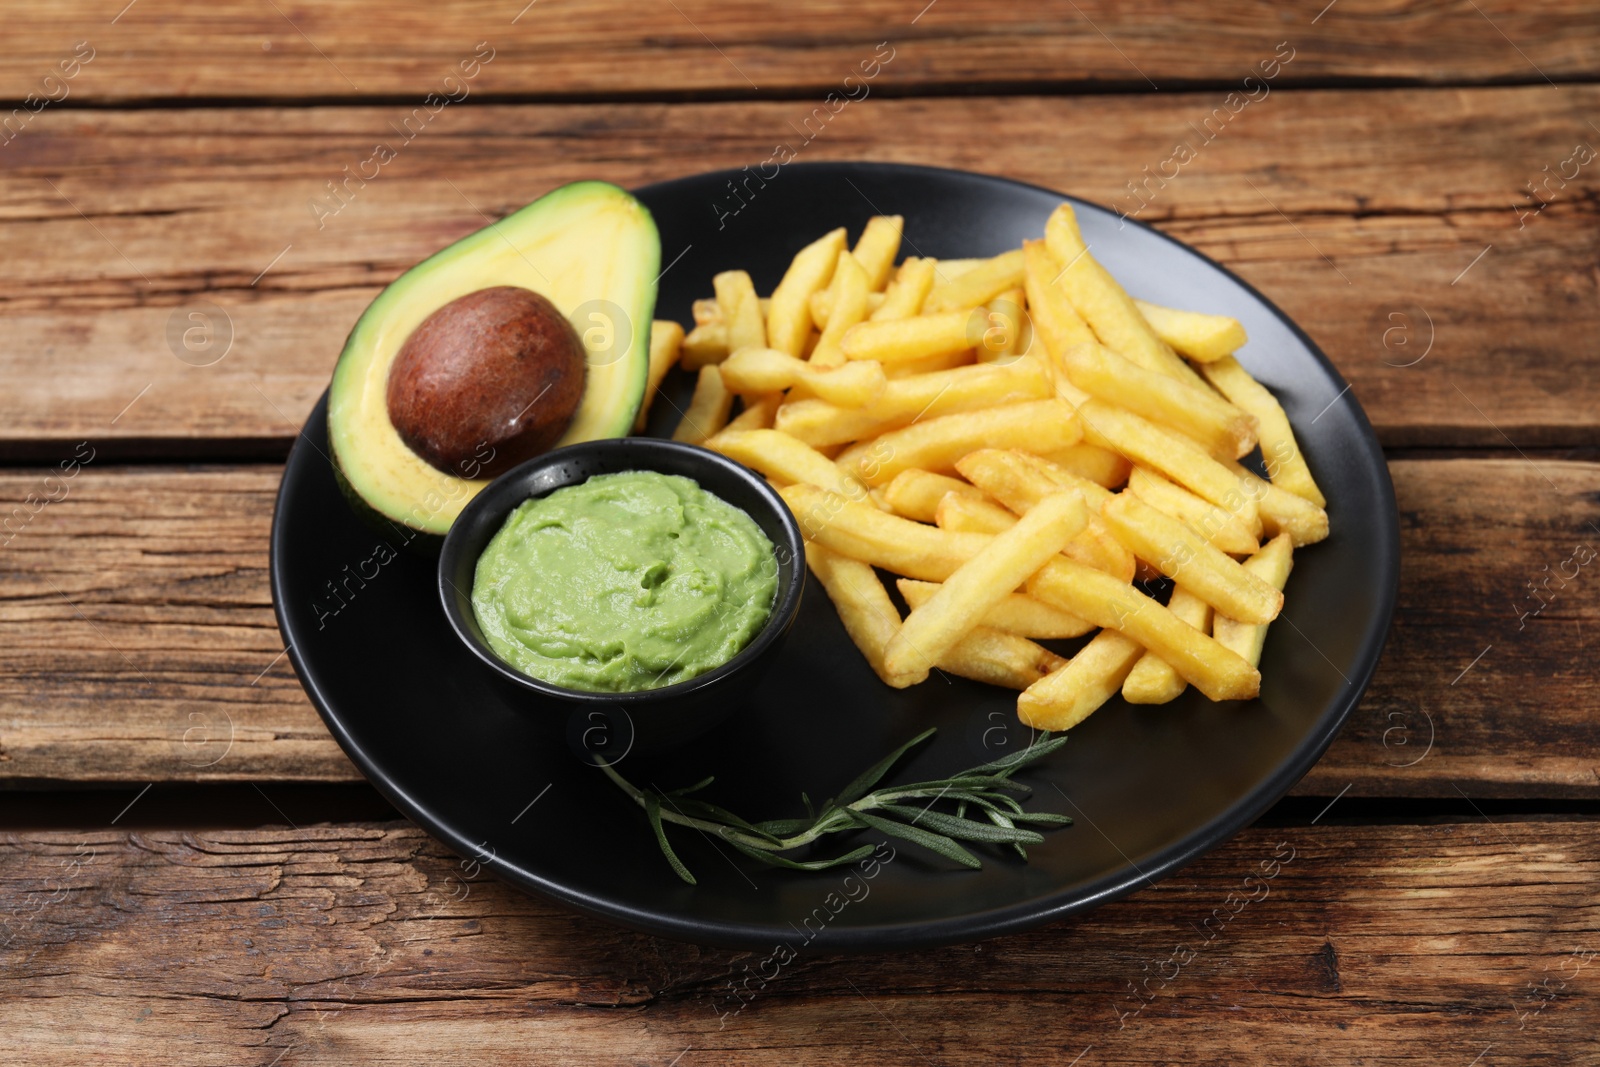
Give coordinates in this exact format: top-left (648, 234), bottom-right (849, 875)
top-left (270, 160), bottom-right (1401, 952)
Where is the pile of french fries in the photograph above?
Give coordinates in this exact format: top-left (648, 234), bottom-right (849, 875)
top-left (637, 205), bottom-right (1329, 731)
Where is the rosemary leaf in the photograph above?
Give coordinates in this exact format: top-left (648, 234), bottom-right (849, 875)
top-left (848, 810), bottom-right (982, 869)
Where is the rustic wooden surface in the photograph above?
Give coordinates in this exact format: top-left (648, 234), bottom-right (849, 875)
top-left (3, 0), bottom-right (1597, 1058)
top-left (2, 821), bottom-right (1596, 1064)
top-left (1, 87), bottom-right (1596, 454)
top-left (0, 458), bottom-right (1592, 795)
top-left (3, 0), bottom-right (1596, 103)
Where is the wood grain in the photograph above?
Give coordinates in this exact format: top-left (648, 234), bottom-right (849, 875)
top-left (1, 87), bottom-right (1595, 456)
top-left (1, 0), bottom-right (1596, 104)
top-left (0, 458), bottom-right (1594, 795)
top-left (1, 820), bottom-right (1595, 1064)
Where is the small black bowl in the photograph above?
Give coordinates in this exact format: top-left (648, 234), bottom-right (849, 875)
top-left (438, 438), bottom-right (805, 754)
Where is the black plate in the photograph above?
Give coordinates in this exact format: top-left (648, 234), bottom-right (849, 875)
top-left (271, 162), bottom-right (1399, 951)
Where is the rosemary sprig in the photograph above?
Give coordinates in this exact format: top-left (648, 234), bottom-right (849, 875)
top-left (596, 728), bottom-right (1072, 885)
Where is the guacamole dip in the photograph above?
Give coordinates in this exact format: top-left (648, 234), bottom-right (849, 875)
top-left (470, 470), bottom-right (778, 693)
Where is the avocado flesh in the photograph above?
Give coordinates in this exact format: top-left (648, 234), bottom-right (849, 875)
top-left (328, 180), bottom-right (660, 538)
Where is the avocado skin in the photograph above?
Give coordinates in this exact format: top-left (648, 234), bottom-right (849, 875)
top-left (326, 180), bottom-right (661, 540)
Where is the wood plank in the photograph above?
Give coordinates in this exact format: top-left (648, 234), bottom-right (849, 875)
top-left (2, 0), bottom-right (1596, 104)
top-left (1, 820), bottom-right (1595, 1062)
top-left (0, 458), bottom-right (1594, 794)
top-left (1, 86), bottom-right (1595, 454)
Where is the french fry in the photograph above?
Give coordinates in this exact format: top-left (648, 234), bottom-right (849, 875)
top-left (884, 490), bottom-right (1088, 682)
top-left (1022, 239), bottom-right (1097, 358)
top-left (692, 298), bottom-right (721, 327)
top-left (841, 310), bottom-right (974, 365)
top-left (1226, 460), bottom-right (1329, 546)
top-left (810, 251), bottom-right (871, 367)
top-left (1032, 443), bottom-right (1132, 489)
top-left (852, 215), bottom-right (904, 291)
top-left (897, 579), bottom-right (1094, 639)
top-left (1076, 400), bottom-right (1261, 530)
top-left (768, 228), bottom-right (847, 356)
top-left (884, 347), bottom-right (976, 378)
top-left (871, 258), bottom-right (936, 321)
top-left (710, 429), bottom-right (871, 501)
top-left (923, 248), bottom-right (1028, 313)
top-left (930, 258), bottom-right (986, 281)
top-left (1100, 492), bottom-right (1283, 624)
top-left (882, 469), bottom-right (986, 523)
top-left (1062, 341), bottom-right (1258, 459)
top-left (680, 321), bottom-right (728, 370)
top-left (633, 319), bottom-right (685, 432)
top-left (849, 399), bottom-right (1081, 486)
top-left (720, 346), bottom-right (887, 408)
top-left (1201, 356), bottom-right (1326, 507)
top-left (953, 449), bottom-right (1137, 581)
top-left (940, 626), bottom-right (1069, 690)
top-left (972, 287), bottom-right (1028, 362)
top-left (935, 491), bottom-right (1018, 534)
top-left (781, 484), bottom-right (993, 582)
top-left (1213, 535), bottom-right (1295, 667)
top-left (803, 542), bottom-right (912, 687)
top-left (1017, 629), bottom-right (1145, 731)
top-left (1134, 299), bottom-right (1247, 362)
top-left (1127, 466), bottom-right (1260, 554)
top-left (1042, 205), bottom-right (1208, 390)
top-left (671, 365), bottom-right (734, 445)
top-left (1122, 586), bottom-right (1212, 704)
top-left (714, 269), bottom-right (766, 355)
top-left (724, 393), bottom-right (782, 432)
top-left (1027, 557), bottom-right (1260, 701)
top-left (774, 358), bottom-right (1051, 447)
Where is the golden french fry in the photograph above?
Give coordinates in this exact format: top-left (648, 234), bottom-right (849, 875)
top-left (884, 491), bottom-right (1087, 682)
top-left (923, 248), bottom-right (1027, 313)
top-left (719, 346), bottom-right (886, 408)
top-left (810, 251), bottom-right (871, 367)
top-left (634, 319), bottom-right (685, 432)
top-left (970, 287), bottom-right (1027, 362)
top-left (849, 399), bottom-right (1081, 486)
top-left (882, 469), bottom-right (986, 523)
top-left (897, 579), bottom-right (1093, 640)
top-left (1017, 629), bottom-right (1144, 731)
top-left (1032, 443), bottom-right (1132, 489)
top-left (853, 215), bottom-right (904, 291)
top-left (714, 270), bottom-right (765, 355)
top-left (692, 298), bottom-right (721, 327)
top-left (1213, 534), bottom-right (1295, 667)
top-left (930, 258), bottom-right (985, 281)
top-left (710, 429), bottom-right (870, 501)
top-left (1043, 205), bottom-right (1208, 390)
top-left (1027, 557), bottom-right (1260, 701)
top-left (871, 257), bottom-right (936, 321)
top-left (1226, 460), bottom-right (1329, 546)
top-left (941, 626), bottom-right (1068, 690)
top-left (803, 542), bottom-right (912, 687)
top-left (935, 492), bottom-right (1017, 534)
top-left (724, 393), bottom-right (783, 432)
top-left (1076, 400), bottom-right (1261, 530)
top-left (1134, 299), bottom-right (1247, 362)
top-left (1023, 239), bottom-right (1097, 360)
top-left (768, 228), bottom-right (847, 356)
top-left (1127, 466), bottom-right (1260, 554)
top-left (952, 449), bottom-right (1136, 582)
top-left (671, 365), bottom-right (734, 445)
top-left (884, 347), bottom-right (975, 378)
top-left (680, 321), bottom-right (728, 370)
top-left (1122, 586), bottom-right (1212, 704)
top-left (1062, 341), bottom-right (1257, 459)
top-left (1201, 356), bottom-right (1326, 507)
top-left (773, 358), bottom-right (1052, 447)
top-left (781, 484), bottom-right (993, 582)
top-left (1100, 492), bottom-right (1282, 624)
top-left (840, 310), bottom-right (974, 365)
top-left (810, 288), bottom-right (885, 328)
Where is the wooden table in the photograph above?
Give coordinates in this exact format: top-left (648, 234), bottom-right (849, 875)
top-left (3, 2), bottom-right (1597, 1062)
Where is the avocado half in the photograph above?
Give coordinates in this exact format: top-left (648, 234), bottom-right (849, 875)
top-left (327, 180), bottom-right (660, 544)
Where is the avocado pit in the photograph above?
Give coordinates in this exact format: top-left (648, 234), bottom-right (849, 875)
top-left (386, 286), bottom-right (586, 479)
